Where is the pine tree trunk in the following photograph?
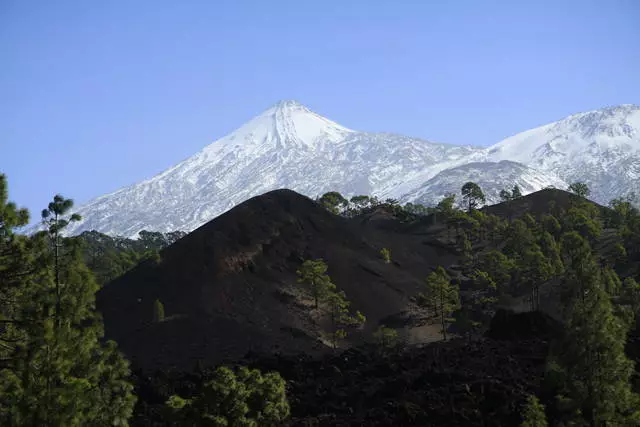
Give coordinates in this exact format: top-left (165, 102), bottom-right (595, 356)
top-left (440, 291), bottom-right (447, 341)
top-left (55, 213), bottom-right (61, 327)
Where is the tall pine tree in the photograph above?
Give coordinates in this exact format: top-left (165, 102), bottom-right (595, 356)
top-left (0, 190), bottom-right (136, 426)
top-left (550, 233), bottom-right (640, 426)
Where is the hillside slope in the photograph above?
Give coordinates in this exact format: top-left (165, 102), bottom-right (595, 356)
top-left (97, 189), bottom-right (459, 369)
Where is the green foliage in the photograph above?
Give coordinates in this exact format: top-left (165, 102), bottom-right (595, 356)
top-left (297, 259), bottom-right (366, 347)
top-left (372, 325), bottom-right (399, 353)
top-left (417, 266), bottom-right (460, 340)
top-left (461, 181), bottom-right (486, 212)
top-left (562, 206), bottom-right (602, 243)
top-left (568, 182), bottom-right (591, 198)
top-left (550, 239), bottom-right (640, 426)
top-left (296, 259), bottom-right (334, 309)
top-left (456, 269), bottom-right (499, 337)
top-left (168, 366), bottom-right (289, 426)
top-left (503, 219), bottom-right (536, 259)
top-left (0, 187), bottom-right (136, 426)
top-left (521, 248), bottom-right (554, 311)
top-left (380, 247), bottom-right (392, 264)
top-left (325, 290), bottom-right (366, 348)
top-left (512, 184), bottom-right (523, 199)
top-left (318, 191), bottom-right (348, 214)
top-left (520, 395), bottom-right (547, 427)
top-left (499, 184), bottom-right (523, 203)
top-left (437, 193), bottom-right (456, 216)
top-left (153, 299), bottom-right (165, 322)
top-left (348, 195), bottom-right (373, 216)
top-left (477, 250), bottom-right (515, 293)
top-left (621, 277), bottom-right (640, 314)
top-left (541, 214), bottom-right (562, 239)
top-left (76, 230), bottom-right (180, 285)
top-left (402, 202), bottom-right (430, 216)
top-left (0, 174), bottom-right (32, 365)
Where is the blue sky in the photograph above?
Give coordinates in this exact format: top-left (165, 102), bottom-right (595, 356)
top-left (1, 0), bottom-right (639, 219)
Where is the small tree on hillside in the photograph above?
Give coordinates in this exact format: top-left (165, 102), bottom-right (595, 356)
top-left (568, 182), bottom-right (590, 198)
top-left (520, 395), bottom-right (547, 427)
top-left (325, 290), bottom-right (366, 348)
top-left (297, 259), bottom-right (334, 309)
top-left (350, 195), bottom-right (371, 215)
top-left (153, 298), bottom-right (165, 322)
top-left (461, 182), bottom-right (486, 212)
top-left (318, 191), bottom-right (348, 214)
top-left (499, 184), bottom-right (523, 203)
top-left (380, 247), bottom-right (391, 264)
top-left (512, 184), bottom-right (523, 199)
top-left (372, 325), bottom-right (399, 354)
top-left (417, 266), bottom-right (460, 340)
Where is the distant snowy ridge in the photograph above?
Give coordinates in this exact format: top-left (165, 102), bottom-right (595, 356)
top-left (53, 101), bottom-right (640, 238)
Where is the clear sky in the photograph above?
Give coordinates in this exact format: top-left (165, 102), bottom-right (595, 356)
top-left (2, 0), bottom-right (639, 219)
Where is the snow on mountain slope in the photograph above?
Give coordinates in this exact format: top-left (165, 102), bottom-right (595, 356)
top-left (484, 104), bottom-right (640, 203)
top-left (62, 101), bottom-right (482, 237)
top-left (52, 101), bottom-right (640, 238)
top-left (401, 161), bottom-right (567, 207)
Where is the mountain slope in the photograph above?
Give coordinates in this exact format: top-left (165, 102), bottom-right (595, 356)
top-left (401, 161), bottom-right (568, 207)
top-left (484, 104), bottom-right (640, 203)
top-left (96, 189), bottom-right (456, 369)
top-left (66, 101), bottom-right (480, 237)
top-left (58, 102), bottom-right (640, 237)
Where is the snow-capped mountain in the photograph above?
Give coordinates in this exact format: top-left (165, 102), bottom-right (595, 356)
top-left (484, 104), bottom-right (640, 203)
top-left (401, 161), bottom-right (568, 207)
top-left (55, 101), bottom-right (640, 238)
top-left (63, 101), bottom-right (482, 237)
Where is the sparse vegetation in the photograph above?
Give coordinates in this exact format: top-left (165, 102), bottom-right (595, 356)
top-left (520, 395), bottom-right (547, 427)
top-left (380, 247), bottom-right (391, 263)
top-left (417, 266), bottom-right (460, 340)
top-left (153, 298), bottom-right (165, 322)
top-left (372, 325), bottom-right (399, 354)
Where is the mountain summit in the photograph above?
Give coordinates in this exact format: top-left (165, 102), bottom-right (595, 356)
top-left (207, 100), bottom-right (354, 151)
top-left (61, 102), bottom-right (640, 237)
top-left (65, 101), bottom-right (472, 237)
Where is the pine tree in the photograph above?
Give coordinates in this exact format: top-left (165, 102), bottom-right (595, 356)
top-left (372, 325), bottom-right (399, 354)
top-left (568, 182), bottom-right (590, 198)
top-left (418, 267), bottom-right (460, 340)
top-left (550, 234), bottom-right (640, 426)
top-left (325, 290), bottom-right (365, 348)
top-left (167, 366), bottom-right (290, 426)
top-left (520, 395), bottom-right (547, 427)
top-left (461, 182), bottom-right (486, 212)
top-left (41, 195), bottom-right (82, 327)
top-left (296, 259), bottom-right (334, 309)
top-left (499, 188), bottom-right (513, 203)
top-left (317, 191), bottom-right (348, 215)
top-left (380, 247), bottom-right (391, 264)
top-left (512, 184), bottom-right (523, 199)
top-left (0, 174), bottom-right (31, 366)
top-left (0, 192), bottom-right (136, 426)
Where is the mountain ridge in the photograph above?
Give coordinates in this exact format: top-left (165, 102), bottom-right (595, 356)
top-left (48, 101), bottom-right (640, 237)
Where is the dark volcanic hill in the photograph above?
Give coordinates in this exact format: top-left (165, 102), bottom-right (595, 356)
top-left (96, 187), bottom-right (615, 371)
top-left (97, 189), bottom-right (459, 370)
